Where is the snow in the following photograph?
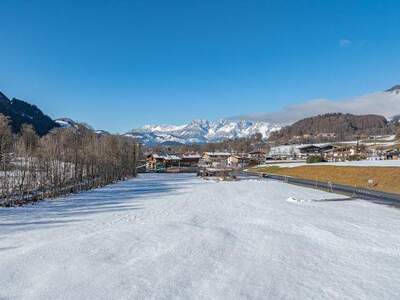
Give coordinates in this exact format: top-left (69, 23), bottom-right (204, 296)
top-left (164, 155), bottom-right (181, 160)
top-left (259, 159), bottom-right (400, 168)
top-left (204, 151), bottom-right (231, 156)
top-left (128, 119), bottom-right (281, 146)
top-left (55, 119), bottom-right (71, 127)
top-left (286, 196), bottom-right (312, 204)
top-left (374, 134), bottom-right (396, 141)
top-left (152, 154), bottom-right (181, 160)
top-left (182, 154), bottom-right (201, 159)
top-left (142, 124), bottom-right (187, 132)
top-left (269, 143), bottom-right (341, 157)
top-left (1, 174), bottom-right (400, 299)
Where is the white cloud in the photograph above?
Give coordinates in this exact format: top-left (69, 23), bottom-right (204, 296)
top-left (231, 90), bottom-right (400, 125)
top-left (339, 39), bottom-right (352, 48)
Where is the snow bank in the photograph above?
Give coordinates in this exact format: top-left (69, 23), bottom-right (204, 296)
top-left (1, 174), bottom-right (399, 299)
top-left (286, 196), bottom-right (312, 203)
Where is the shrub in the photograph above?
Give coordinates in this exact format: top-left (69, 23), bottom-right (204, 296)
top-left (306, 155), bottom-right (325, 164)
top-left (347, 154), bottom-right (363, 161)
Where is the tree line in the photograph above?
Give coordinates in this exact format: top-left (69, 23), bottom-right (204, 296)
top-left (0, 114), bottom-right (139, 206)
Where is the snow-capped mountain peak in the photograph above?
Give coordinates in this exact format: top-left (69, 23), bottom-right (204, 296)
top-left (126, 119), bottom-right (281, 146)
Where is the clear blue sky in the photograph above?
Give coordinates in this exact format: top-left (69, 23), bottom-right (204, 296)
top-left (1, 0), bottom-right (399, 132)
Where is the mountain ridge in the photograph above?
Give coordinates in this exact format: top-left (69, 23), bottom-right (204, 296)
top-left (268, 112), bottom-right (398, 144)
top-left (126, 119), bottom-right (281, 146)
top-left (0, 92), bottom-right (59, 136)
top-left (386, 85), bottom-right (400, 94)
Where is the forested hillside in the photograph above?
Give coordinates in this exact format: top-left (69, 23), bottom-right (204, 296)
top-left (0, 92), bottom-right (59, 136)
top-left (269, 113), bottom-right (396, 144)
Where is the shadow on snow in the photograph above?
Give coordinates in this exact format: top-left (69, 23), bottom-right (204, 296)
top-left (0, 173), bottom-right (199, 234)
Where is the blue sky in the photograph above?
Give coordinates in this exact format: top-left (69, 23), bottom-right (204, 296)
top-left (1, 0), bottom-right (399, 132)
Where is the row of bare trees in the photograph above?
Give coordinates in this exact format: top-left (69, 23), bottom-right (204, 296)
top-left (0, 114), bottom-right (139, 205)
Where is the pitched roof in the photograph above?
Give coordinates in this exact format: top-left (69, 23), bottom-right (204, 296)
top-left (150, 154), bottom-right (181, 160)
top-left (204, 152), bottom-right (231, 156)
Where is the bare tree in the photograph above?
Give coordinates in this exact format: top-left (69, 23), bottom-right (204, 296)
top-left (15, 124), bottom-right (39, 197)
top-left (1, 121), bottom-right (140, 206)
top-left (0, 114), bottom-right (13, 198)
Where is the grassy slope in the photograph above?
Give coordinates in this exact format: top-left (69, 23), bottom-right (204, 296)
top-left (253, 165), bottom-right (400, 194)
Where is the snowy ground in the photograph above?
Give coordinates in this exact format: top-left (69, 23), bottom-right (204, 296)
top-left (258, 159), bottom-right (400, 168)
top-left (1, 174), bottom-right (400, 299)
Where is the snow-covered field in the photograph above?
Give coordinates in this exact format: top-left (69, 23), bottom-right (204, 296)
top-left (1, 174), bottom-right (400, 299)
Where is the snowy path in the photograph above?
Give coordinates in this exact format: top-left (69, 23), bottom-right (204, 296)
top-left (1, 174), bottom-right (400, 299)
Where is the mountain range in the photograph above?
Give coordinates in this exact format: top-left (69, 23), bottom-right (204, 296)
top-left (125, 120), bottom-right (281, 146)
top-left (127, 85), bottom-right (400, 146)
top-left (1, 84), bottom-right (399, 145)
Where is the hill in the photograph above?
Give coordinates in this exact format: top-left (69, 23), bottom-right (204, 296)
top-left (268, 113), bottom-right (392, 143)
top-left (0, 91), bottom-right (59, 136)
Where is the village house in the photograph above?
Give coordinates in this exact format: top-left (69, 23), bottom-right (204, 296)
top-left (199, 152), bottom-right (231, 168)
top-left (294, 144), bottom-right (335, 160)
top-left (269, 144), bottom-right (368, 161)
top-left (319, 144), bottom-right (334, 152)
top-left (268, 145), bottom-right (300, 160)
top-left (227, 154), bottom-right (250, 168)
top-left (323, 145), bottom-right (359, 162)
top-left (146, 154), bottom-right (181, 171)
top-left (366, 148), bottom-right (385, 160)
top-left (316, 132), bottom-right (336, 138)
top-left (146, 152), bottom-right (202, 172)
top-left (298, 145), bottom-right (323, 159)
top-left (384, 149), bottom-right (400, 160)
top-left (180, 153), bottom-right (201, 167)
top-left (248, 150), bottom-right (267, 162)
top-left (146, 154), bottom-right (163, 170)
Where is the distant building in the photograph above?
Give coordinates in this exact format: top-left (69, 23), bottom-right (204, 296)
top-left (298, 145), bottom-right (323, 158)
top-left (323, 146), bottom-right (359, 162)
top-left (227, 155), bottom-right (250, 168)
top-left (248, 150), bottom-right (266, 162)
top-left (385, 150), bottom-right (400, 160)
top-left (146, 154), bottom-right (181, 171)
top-left (200, 152), bottom-right (231, 168)
top-left (180, 153), bottom-right (201, 167)
top-left (316, 132), bottom-right (336, 138)
top-left (366, 148), bottom-right (384, 160)
top-left (269, 145), bottom-right (298, 160)
top-left (146, 153), bottom-right (201, 172)
top-left (319, 144), bottom-right (334, 152)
